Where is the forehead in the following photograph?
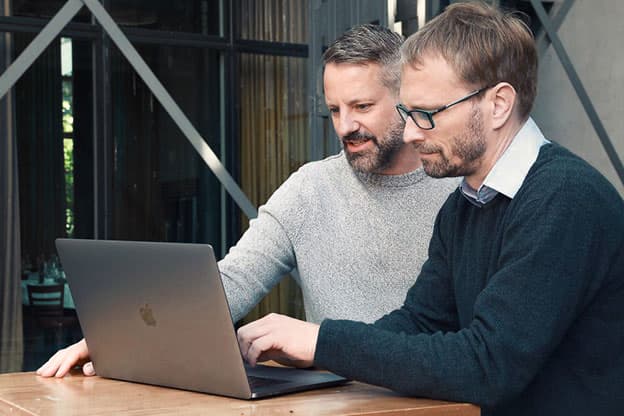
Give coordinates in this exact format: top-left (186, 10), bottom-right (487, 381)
top-left (399, 55), bottom-right (464, 105)
top-left (323, 62), bottom-right (390, 101)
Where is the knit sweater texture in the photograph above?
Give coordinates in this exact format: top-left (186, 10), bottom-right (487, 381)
top-left (315, 143), bottom-right (624, 415)
top-left (219, 152), bottom-right (460, 323)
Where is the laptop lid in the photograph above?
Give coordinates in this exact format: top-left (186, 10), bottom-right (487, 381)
top-left (55, 239), bottom-right (346, 399)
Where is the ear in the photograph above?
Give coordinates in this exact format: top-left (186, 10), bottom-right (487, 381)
top-left (488, 82), bottom-right (516, 129)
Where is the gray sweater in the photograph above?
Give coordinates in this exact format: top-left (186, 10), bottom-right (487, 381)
top-left (219, 152), bottom-right (460, 324)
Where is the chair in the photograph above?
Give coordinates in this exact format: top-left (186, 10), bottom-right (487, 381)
top-left (26, 284), bottom-right (78, 346)
top-left (27, 284), bottom-right (64, 316)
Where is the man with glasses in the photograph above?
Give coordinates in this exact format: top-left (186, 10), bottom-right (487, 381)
top-left (237, 3), bottom-right (624, 415)
top-left (38, 24), bottom-right (459, 377)
top-left (396, 85), bottom-right (491, 130)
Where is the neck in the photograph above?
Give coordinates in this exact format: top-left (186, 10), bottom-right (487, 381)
top-left (377, 145), bottom-right (423, 175)
top-left (464, 118), bottom-right (525, 189)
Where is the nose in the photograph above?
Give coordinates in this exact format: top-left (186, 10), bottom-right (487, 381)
top-left (333, 111), bottom-right (360, 138)
top-left (402, 118), bottom-right (426, 145)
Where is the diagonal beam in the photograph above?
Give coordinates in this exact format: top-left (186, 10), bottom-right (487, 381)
top-left (536, 0), bottom-right (576, 58)
top-left (0, 0), bottom-right (83, 99)
top-left (530, 0), bottom-right (624, 187)
top-left (80, 0), bottom-right (257, 219)
top-left (0, 0), bottom-right (258, 219)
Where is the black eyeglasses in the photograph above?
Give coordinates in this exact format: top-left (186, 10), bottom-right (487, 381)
top-left (395, 85), bottom-right (492, 130)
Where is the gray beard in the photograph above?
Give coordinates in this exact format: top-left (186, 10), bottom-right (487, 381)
top-left (344, 122), bottom-right (405, 174)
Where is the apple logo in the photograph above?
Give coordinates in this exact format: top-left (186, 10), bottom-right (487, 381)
top-left (139, 303), bottom-right (157, 326)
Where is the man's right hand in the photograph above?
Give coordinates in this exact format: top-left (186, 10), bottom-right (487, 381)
top-left (36, 338), bottom-right (95, 378)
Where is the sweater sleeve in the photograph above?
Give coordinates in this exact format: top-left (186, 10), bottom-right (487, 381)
top-left (314, 172), bottom-right (621, 409)
top-left (219, 170), bottom-right (309, 323)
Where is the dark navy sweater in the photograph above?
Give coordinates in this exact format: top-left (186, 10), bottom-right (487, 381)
top-left (315, 143), bottom-right (624, 416)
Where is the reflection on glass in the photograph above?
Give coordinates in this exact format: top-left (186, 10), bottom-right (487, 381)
top-left (238, 53), bottom-right (308, 211)
top-left (109, 44), bottom-right (223, 251)
top-left (10, 0), bottom-right (91, 21)
top-left (13, 33), bottom-right (94, 256)
top-left (61, 37), bottom-right (74, 238)
top-left (236, 0), bottom-right (308, 43)
top-left (14, 33), bottom-right (68, 262)
top-left (238, 53), bottom-right (308, 323)
top-left (109, 0), bottom-right (221, 34)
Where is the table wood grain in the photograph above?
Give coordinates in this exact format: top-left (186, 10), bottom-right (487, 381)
top-left (0, 371), bottom-right (479, 415)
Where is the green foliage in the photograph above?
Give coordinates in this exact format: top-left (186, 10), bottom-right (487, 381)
top-left (64, 138), bottom-right (74, 237)
top-left (62, 79), bottom-right (73, 133)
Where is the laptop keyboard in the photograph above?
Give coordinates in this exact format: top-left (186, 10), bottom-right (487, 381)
top-left (247, 375), bottom-right (289, 390)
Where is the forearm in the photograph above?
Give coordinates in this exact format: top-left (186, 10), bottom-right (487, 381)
top-left (314, 319), bottom-right (521, 408)
top-left (220, 210), bottom-right (297, 322)
top-left (314, 197), bottom-right (611, 409)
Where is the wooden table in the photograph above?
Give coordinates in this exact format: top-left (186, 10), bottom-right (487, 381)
top-left (0, 371), bottom-right (480, 415)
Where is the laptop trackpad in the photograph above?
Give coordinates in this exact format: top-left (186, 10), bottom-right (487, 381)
top-left (245, 364), bottom-right (348, 398)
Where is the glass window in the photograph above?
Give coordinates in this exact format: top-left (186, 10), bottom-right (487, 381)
top-left (238, 53), bottom-right (308, 209)
top-left (1, 0), bottom-right (316, 374)
top-left (13, 33), bottom-right (94, 270)
top-left (109, 44), bottom-right (224, 252)
top-left (9, 0), bottom-right (92, 22)
top-left (237, 53), bottom-right (308, 323)
top-left (236, 0), bottom-right (308, 43)
top-left (9, 32), bottom-right (92, 370)
top-left (109, 0), bottom-right (221, 35)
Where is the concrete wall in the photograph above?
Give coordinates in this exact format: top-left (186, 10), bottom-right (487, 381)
top-left (532, 1), bottom-right (624, 196)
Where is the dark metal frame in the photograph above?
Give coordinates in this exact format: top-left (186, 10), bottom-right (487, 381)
top-left (529, 0), bottom-right (624, 186)
top-left (0, 0), bottom-right (309, 244)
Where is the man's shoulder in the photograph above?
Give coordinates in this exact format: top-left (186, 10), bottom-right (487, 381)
top-left (295, 152), bottom-right (349, 176)
top-left (263, 153), bottom-right (349, 205)
top-left (527, 143), bottom-right (619, 198)
top-left (514, 143), bottom-right (623, 226)
top-left (277, 152), bottom-right (355, 191)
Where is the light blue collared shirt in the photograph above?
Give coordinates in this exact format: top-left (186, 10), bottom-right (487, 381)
top-left (460, 117), bottom-right (550, 206)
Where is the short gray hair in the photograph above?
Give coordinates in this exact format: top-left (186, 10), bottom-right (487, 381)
top-left (323, 24), bottom-right (403, 94)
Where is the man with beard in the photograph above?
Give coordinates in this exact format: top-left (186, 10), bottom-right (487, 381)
top-left (237, 3), bottom-right (624, 416)
top-left (38, 24), bottom-right (459, 377)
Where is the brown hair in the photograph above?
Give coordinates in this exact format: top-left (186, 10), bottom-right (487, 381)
top-left (323, 24), bottom-right (404, 94)
top-left (401, 1), bottom-right (537, 119)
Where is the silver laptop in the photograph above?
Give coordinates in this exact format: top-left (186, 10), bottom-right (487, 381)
top-left (55, 238), bottom-right (347, 399)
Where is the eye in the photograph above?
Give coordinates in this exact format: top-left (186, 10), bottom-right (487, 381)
top-left (356, 103), bottom-right (371, 111)
top-left (328, 106), bottom-right (339, 114)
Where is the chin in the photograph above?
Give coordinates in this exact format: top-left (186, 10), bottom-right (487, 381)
top-left (422, 162), bottom-right (452, 178)
top-left (347, 157), bottom-right (380, 174)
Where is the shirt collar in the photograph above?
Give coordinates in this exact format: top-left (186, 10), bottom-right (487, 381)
top-left (460, 117), bottom-right (549, 205)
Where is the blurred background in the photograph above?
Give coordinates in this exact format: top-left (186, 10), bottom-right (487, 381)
top-left (1, 0), bottom-right (622, 373)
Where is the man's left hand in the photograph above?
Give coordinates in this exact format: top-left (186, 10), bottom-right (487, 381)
top-left (237, 313), bottom-right (319, 368)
